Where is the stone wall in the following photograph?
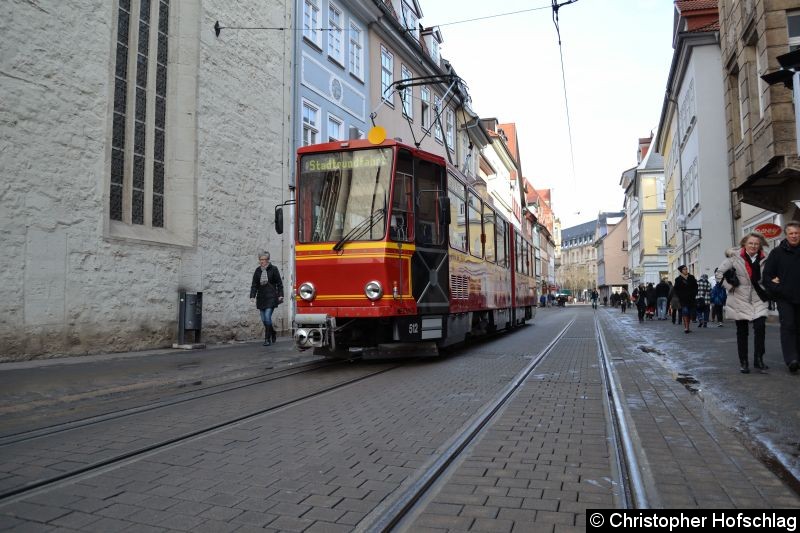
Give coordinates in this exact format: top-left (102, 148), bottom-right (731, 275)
top-left (0, 0), bottom-right (293, 360)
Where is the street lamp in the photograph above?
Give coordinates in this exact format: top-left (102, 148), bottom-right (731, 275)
top-left (676, 214), bottom-right (701, 238)
top-left (761, 48), bottom-right (800, 154)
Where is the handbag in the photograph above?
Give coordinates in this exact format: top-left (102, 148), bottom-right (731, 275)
top-left (723, 267), bottom-right (740, 287)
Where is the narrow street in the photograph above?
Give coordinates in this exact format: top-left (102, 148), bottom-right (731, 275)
top-left (1, 305), bottom-right (799, 532)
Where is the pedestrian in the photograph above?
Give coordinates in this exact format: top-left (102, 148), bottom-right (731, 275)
top-left (603, 295), bottom-right (608, 307)
top-left (710, 271), bottom-right (727, 327)
top-left (716, 233), bottom-right (770, 374)
top-left (696, 274), bottom-right (712, 327)
top-left (250, 251), bottom-right (284, 346)
top-left (619, 289), bottom-right (629, 313)
top-left (674, 265), bottom-right (698, 333)
top-left (655, 277), bottom-right (670, 320)
top-left (645, 282), bottom-right (657, 320)
top-left (668, 281), bottom-right (680, 325)
top-left (762, 221), bottom-right (800, 373)
top-left (635, 284), bottom-right (647, 322)
top-left (590, 289), bottom-right (599, 310)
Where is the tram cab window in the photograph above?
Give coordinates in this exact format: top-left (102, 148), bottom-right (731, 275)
top-left (415, 158), bottom-right (445, 246)
top-left (391, 151), bottom-right (414, 242)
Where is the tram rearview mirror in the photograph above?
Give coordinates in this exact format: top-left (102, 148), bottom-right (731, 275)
top-left (274, 205), bottom-right (284, 234)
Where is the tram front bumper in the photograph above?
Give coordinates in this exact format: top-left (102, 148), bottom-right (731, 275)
top-left (293, 313), bottom-right (334, 351)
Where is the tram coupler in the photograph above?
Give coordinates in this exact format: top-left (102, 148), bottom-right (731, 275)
top-left (293, 313), bottom-right (334, 351)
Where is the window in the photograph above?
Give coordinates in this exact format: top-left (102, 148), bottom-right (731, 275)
top-left (110, 0), bottom-right (170, 227)
top-left (380, 46), bottom-right (393, 105)
top-left (496, 219), bottom-right (508, 268)
top-left (467, 191), bottom-right (482, 258)
top-left (484, 208), bottom-right (496, 263)
top-left (401, 1), bottom-right (418, 39)
top-left (728, 67), bottom-right (743, 144)
top-left (754, 47), bottom-right (765, 118)
top-left (400, 65), bottom-right (413, 118)
top-left (349, 21), bottom-right (363, 79)
top-left (303, 0), bottom-right (321, 48)
top-left (327, 114), bottom-right (343, 141)
top-left (420, 87), bottom-right (430, 129)
top-left (448, 173), bottom-right (466, 252)
top-left (302, 100), bottom-right (319, 146)
top-left (789, 11), bottom-right (800, 50)
top-left (430, 38), bottom-right (440, 66)
top-left (433, 95), bottom-right (443, 142)
top-left (327, 3), bottom-right (343, 64)
top-left (445, 108), bottom-right (455, 150)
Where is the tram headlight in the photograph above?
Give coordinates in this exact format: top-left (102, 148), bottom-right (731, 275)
top-left (298, 282), bottom-right (316, 301)
top-left (364, 280), bottom-right (383, 301)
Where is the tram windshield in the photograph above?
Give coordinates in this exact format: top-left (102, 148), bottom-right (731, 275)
top-left (297, 148), bottom-right (393, 244)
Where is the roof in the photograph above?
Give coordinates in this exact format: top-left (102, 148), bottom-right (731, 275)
top-left (675, 0), bottom-right (717, 11)
top-left (560, 220), bottom-right (597, 242)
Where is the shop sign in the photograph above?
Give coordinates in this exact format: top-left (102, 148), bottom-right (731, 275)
top-left (754, 223), bottom-right (781, 239)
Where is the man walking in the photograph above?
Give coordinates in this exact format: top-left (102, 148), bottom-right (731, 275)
top-left (763, 221), bottom-right (800, 372)
top-left (655, 277), bottom-right (670, 320)
top-left (674, 265), bottom-right (698, 333)
top-left (696, 274), bottom-right (712, 328)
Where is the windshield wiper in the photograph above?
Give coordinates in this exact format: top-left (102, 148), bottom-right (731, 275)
top-left (332, 209), bottom-right (385, 251)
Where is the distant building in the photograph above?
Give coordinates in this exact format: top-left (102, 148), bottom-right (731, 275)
top-left (557, 220), bottom-right (598, 300)
top-left (620, 135), bottom-right (668, 286)
top-left (595, 212), bottom-right (628, 301)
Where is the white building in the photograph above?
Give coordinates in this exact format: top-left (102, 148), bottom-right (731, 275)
top-left (1, 1), bottom-right (293, 359)
top-left (655, 1), bottom-right (733, 278)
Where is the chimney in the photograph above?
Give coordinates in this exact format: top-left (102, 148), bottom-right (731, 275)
top-left (637, 135), bottom-right (653, 163)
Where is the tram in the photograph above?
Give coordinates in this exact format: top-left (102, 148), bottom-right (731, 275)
top-left (277, 138), bottom-right (537, 358)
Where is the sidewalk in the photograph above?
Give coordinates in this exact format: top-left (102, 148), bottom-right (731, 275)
top-left (596, 306), bottom-right (800, 493)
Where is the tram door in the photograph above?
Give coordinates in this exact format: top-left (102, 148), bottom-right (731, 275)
top-left (400, 150), bottom-right (449, 315)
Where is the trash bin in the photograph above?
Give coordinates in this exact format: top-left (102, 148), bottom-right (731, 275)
top-left (177, 291), bottom-right (202, 345)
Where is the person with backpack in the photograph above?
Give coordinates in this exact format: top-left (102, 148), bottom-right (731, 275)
top-left (710, 271), bottom-right (727, 327)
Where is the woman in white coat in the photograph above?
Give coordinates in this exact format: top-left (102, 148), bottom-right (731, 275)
top-left (716, 232), bottom-right (771, 373)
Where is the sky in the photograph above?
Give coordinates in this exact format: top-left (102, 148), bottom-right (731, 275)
top-left (419, 0), bottom-right (675, 229)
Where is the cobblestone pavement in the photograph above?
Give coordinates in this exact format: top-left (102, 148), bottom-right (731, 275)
top-left (1, 306), bottom-right (799, 532)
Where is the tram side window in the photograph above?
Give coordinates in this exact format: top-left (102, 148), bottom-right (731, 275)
top-left (448, 174), bottom-right (467, 252)
top-left (484, 208), bottom-right (496, 263)
top-left (415, 158), bottom-right (445, 245)
top-left (524, 241), bottom-right (530, 276)
top-left (496, 219), bottom-right (507, 268)
top-left (515, 235), bottom-right (522, 273)
top-left (467, 192), bottom-right (482, 258)
top-left (391, 150), bottom-right (415, 242)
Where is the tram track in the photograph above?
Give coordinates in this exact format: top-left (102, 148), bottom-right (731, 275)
top-left (0, 358), bottom-right (343, 445)
top-left (0, 359), bottom-right (402, 503)
top-left (358, 317), bottom-right (577, 532)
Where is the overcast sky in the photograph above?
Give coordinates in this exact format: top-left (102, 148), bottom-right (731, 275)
top-left (419, 0), bottom-right (675, 229)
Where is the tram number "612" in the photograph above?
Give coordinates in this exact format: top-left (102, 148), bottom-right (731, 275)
top-left (408, 322), bottom-right (419, 335)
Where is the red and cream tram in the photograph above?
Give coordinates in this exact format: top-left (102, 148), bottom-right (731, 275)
top-left (278, 138), bottom-right (537, 358)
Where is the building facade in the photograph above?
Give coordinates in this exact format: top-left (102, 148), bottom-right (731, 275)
top-left (719, 0), bottom-right (800, 235)
top-left (656, 0), bottom-right (734, 278)
top-left (620, 136), bottom-right (668, 286)
top-left (557, 220), bottom-right (598, 301)
top-left (1, 1), bottom-right (294, 359)
top-left (595, 212), bottom-right (628, 302)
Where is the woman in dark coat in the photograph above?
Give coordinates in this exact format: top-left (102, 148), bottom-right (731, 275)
top-left (674, 265), bottom-right (698, 333)
top-left (250, 251), bottom-right (284, 346)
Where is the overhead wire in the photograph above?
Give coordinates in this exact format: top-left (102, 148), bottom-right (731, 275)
top-left (551, 0), bottom-right (579, 193)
